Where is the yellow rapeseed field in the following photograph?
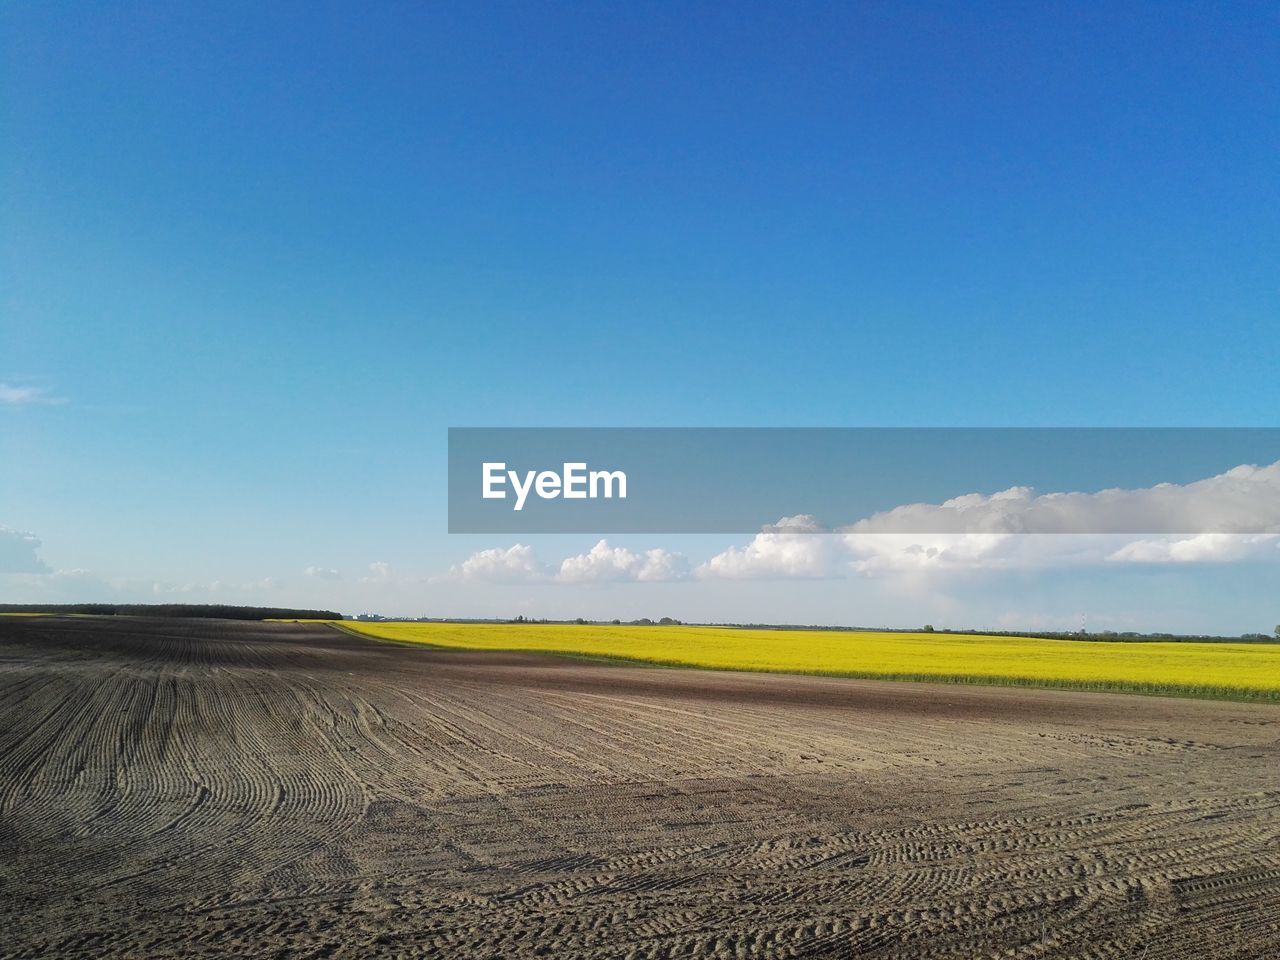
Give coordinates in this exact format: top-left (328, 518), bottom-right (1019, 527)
top-left (340, 622), bottom-right (1280, 701)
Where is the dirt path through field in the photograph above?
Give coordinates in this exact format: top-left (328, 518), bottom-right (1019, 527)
top-left (1, 617), bottom-right (1277, 958)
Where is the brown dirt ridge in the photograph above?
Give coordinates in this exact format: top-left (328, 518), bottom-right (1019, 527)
top-left (1, 616), bottom-right (1277, 958)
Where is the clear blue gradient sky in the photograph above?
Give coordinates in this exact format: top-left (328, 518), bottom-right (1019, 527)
top-left (3, 3), bottom-right (1277, 630)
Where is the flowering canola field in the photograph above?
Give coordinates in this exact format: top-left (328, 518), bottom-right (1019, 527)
top-left (340, 622), bottom-right (1280, 702)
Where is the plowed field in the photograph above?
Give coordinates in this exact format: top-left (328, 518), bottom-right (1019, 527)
top-left (2, 616), bottom-right (1277, 958)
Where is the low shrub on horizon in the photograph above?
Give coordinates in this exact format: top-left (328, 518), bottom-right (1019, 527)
top-left (0, 603), bottom-right (343, 621)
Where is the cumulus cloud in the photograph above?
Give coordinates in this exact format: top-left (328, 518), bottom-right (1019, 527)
top-left (304, 566), bottom-right (342, 580)
top-left (698, 461), bottom-right (1280, 580)
top-left (1106, 533), bottom-right (1280, 565)
top-left (446, 541), bottom-right (688, 584)
top-left (842, 461), bottom-right (1280, 535)
top-left (0, 527), bottom-right (51, 573)
top-left (0, 383), bottom-right (63, 405)
top-left (697, 516), bottom-right (842, 580)
top-left (832, 461), bottom-right (1280, 574)
top-left (835, 532), bottom-right (1192, 574)
top-left (842, 532), bottom-right (1023, 575)
top-left (557, 539), bottom-right (688, 583)
top-left (759, 515), bottom-right (829, 534)
top-left (702, 526), bottom-right (1280, 581)
top-left (451, 544), bottom-right (548, 583)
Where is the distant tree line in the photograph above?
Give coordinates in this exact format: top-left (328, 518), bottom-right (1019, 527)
top-left (0, 604), bottom-right (342, 621)
top-left (432, 615), bottom-right (1280, 643)
top-left (703, 622), bottom-right (1280, 644)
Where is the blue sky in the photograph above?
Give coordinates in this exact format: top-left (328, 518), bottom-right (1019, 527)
top-left (2, 3), bottom-right (1278, 630)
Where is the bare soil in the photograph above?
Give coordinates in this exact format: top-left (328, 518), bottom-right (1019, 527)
top-left (1, 616), bottom-right (1277, 958)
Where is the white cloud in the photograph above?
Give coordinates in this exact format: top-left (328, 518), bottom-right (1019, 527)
top-left (830, 462), bottom-right (1280, 575)
top-left (557, 539), bottom-right (688, 583)
top-left (697, 516), bottom-right (842, 580)
top-left (841, 461), bottom-right (1280, 536)
top-left (446, 541), bottom-right (688, 584)
top-left (842, 532), bottom-right (1023, 574)
top-left (697, 461), bottom-right (1280, 580)
top-left (304, 566), bottom-right (342, 580)
top-left (837, 530), bottom-right (1280, 577)
top-left (451, 544), bottom-right (548, 583)
top-left (1106, 533), bottom-right (1280, 564)
top-left (0, 527), bottom-right (50, 573)
top-left (760, 514), bottom-right (828, 533)
top-left (0, 384), bottom-right (63, 405)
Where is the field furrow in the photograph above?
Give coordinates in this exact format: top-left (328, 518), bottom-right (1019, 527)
top-left (1, 616), bottom-right (1277, 958)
